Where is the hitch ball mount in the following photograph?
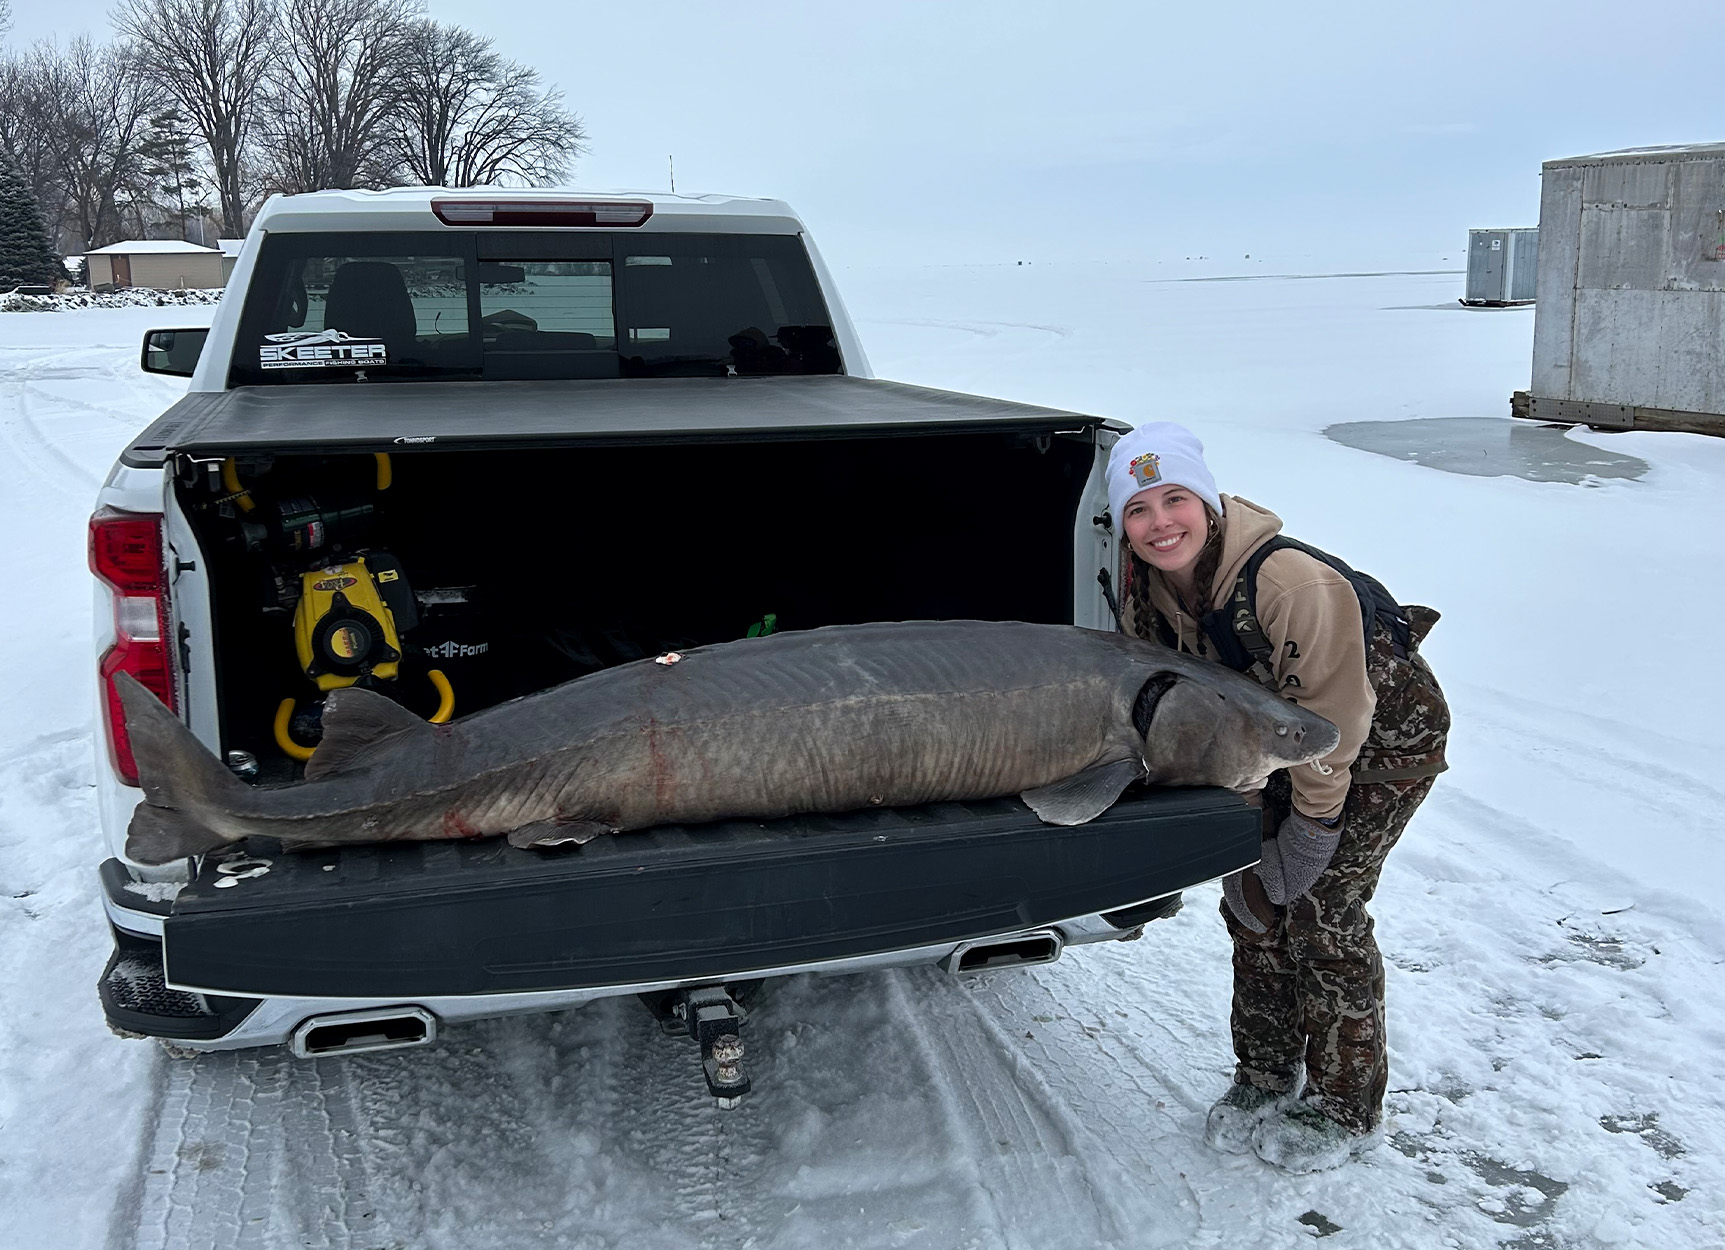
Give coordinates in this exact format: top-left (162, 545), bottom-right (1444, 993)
top-left (639, 982), bottom-right (758, 1108)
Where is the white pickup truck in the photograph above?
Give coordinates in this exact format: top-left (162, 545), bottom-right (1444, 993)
top-left (91, 188), bottom-right (1255, 1097)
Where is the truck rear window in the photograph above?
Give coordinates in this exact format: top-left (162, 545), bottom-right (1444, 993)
top-left (229, 231), bottom-right (841, 386)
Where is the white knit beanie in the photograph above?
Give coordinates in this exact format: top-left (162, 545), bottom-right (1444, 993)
top-left (1106, 421), bottom-right (1222, 536)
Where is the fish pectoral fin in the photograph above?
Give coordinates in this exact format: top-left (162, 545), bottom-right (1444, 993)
top-left (304, 688), bottom-right (433, 781)
top-left (1020, 756), bottom-right (1146, 826)
top-left (506, 819), bottom-right (612, 850)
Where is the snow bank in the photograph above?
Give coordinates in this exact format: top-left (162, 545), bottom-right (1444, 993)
top-left (1, 287), bottom-right (226, 314)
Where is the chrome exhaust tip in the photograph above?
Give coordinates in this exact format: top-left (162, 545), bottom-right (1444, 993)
top-left (941, 928), bottom-right (1064, 975)
top-left (290, 1007), bottom-right (438, 1058)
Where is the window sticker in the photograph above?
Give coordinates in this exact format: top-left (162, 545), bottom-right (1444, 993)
top-left (260, 330), bottom-right (389, 370)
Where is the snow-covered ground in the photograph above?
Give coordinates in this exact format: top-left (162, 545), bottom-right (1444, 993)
top-left (2, 264), bottom-right (1722, 1249)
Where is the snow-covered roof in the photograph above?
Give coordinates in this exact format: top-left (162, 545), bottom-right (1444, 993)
top-left (84, 240), bottom-right (222, 255)
top-left (217, 239), bottom-right (246, 257)
top-left (252, 186), bottom-right (804, 236)
top-left (1546, 141), bottom-right (1725, 169)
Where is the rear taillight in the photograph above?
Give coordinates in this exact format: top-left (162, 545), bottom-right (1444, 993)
top-left (90, 509), bottom-right (175, 785)
top-left (431, 198), bottom-right (653, 228)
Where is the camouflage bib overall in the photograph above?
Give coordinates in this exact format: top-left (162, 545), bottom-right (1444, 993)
top-left (1149, 545), bottom-right (1451, 1133)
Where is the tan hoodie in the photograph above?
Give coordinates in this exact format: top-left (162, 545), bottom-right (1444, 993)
top-left (1123, 495), bottom-right (1374, 820)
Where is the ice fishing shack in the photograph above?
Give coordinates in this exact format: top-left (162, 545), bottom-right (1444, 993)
top-left (1462, 228), bottom-right (1538, 306)
top-left (1518, 143), bottom-right (1725, 436)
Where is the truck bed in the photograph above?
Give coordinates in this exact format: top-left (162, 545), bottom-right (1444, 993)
top-left (149, 787), bottom-right (1256, 999)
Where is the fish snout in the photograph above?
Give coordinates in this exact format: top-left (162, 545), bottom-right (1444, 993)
top-left (1277, 706), bottom-right (1341, 762)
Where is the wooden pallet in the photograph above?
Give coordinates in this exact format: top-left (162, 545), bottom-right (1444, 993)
top-left (1510, 390), bottom-right (1724, 437)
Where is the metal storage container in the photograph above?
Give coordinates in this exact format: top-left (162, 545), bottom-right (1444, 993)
top-left (1525, 143), bottom-right (1725, 434)
top-left (1464, 228), bottom-right (1539, 304)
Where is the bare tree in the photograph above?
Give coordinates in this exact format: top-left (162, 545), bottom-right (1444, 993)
top-left (392, 21), bottom-right (586, 188)
top-left (0, 56), bottom-right (71, 247)
top-left (112, 0), bottom-right (275, 237)
top-left (30, 38), bottom-right (163, 248)
top-left (257, 0), bottom-right (417, 193)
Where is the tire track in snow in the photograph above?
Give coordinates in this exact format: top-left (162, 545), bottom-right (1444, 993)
top-left (854, 318), bottom-right (1076, 392)
top-left (119, 1048), bottom-right (389, 1250)
top-left (172, 999), bottom-right (787, 1250)
top-left (887, 965), bottom-right (1199, 1249)
top-left (0, 347), bottom-right (183, 497)
top-left (17, 347), bottom-right (178, 426)
top-left (0, 341), bottom-right (140, 354)
top-left (113, 987), bottom-right (999, 1250)
top-left (341, 1017), bottom-right (585, 1247)
top-left (1455, 684), bottom-right (1725, 819)
top-left (594, 997), bottom-right (784, 1247)
top-left (1, 368), bottom-right (98, 491)
top-left (861, 318), bottom-right (1073, 339)
top-left (105, 952), bottom-right (1208, 1250)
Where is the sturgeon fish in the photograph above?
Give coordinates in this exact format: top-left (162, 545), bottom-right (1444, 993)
top-left (118, 620), bottom-right (1340, 865)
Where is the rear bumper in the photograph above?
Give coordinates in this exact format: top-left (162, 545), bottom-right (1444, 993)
top-left (99, 787), bottom-right (1255, 1048)
top-left (100, 912), bottom-right (1154, 1052)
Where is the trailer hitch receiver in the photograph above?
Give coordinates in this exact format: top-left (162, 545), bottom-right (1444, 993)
top-left (641, 983), bottom-right (755, 1108)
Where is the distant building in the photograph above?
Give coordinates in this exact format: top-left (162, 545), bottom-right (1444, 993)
top-left (1525, 143), bottom-right (1725, 435)
top-left (217, 238), bottom-right (246, 284)
top-left (1462, 228), bottom-right (1538, 306)
top-left (83, 240), bottom-right (225, 291)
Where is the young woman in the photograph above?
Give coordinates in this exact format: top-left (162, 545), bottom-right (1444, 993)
top-left (1106, 421), bottom-right (1448, 1173)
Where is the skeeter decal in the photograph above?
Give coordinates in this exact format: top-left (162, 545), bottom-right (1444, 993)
top-left (260, 329), bottom-right (389, 370)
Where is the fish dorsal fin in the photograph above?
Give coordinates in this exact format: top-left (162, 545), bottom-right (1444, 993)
top-left (1021, 755), bottom-right (1146, 826)
top-left (305, 688), bottom-right (431, 781)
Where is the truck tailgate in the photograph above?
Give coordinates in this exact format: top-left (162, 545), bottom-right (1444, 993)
top-left (161, 788), bottom-right (1257, 998)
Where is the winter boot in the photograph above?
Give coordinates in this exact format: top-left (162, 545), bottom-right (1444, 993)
top-left (1251, 1102), bottom-right (1376, 1173)
top-left (1203, 1081), bottom-right (1293, 1155)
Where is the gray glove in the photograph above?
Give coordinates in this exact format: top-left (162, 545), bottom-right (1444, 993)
top-left (1222, 871), bottom-right (1270, 934)
top-left (1228, 872), bottom-right (1269, 931)
top-left (1255, 811), bottom-right (1341, 905)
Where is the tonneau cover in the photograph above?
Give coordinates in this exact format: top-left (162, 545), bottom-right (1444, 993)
top-left (124, 375), bottom-right (1111, 464)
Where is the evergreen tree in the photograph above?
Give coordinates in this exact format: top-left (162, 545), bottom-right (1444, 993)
top-left (0, 154), bottom-right (63, 288)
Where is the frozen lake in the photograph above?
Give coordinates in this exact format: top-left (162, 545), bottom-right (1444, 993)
top-left (3, 261), bottom-right (1723, 1249)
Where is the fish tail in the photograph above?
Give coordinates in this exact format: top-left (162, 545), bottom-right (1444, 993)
top-left (115, 672), bottom-right (248, 864)
top-left (127, 804), bottom-right (233, 865)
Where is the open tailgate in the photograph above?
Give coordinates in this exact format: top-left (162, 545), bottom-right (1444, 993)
top-left (159, 788), bottom-right (1257, 998)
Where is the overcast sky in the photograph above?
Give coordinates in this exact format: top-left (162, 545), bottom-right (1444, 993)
top-left (9, 1), bottom-right (1724, 266)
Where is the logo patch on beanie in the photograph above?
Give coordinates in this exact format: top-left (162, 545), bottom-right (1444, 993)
top-left (1129, 453), bottom-right (1162, 487)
